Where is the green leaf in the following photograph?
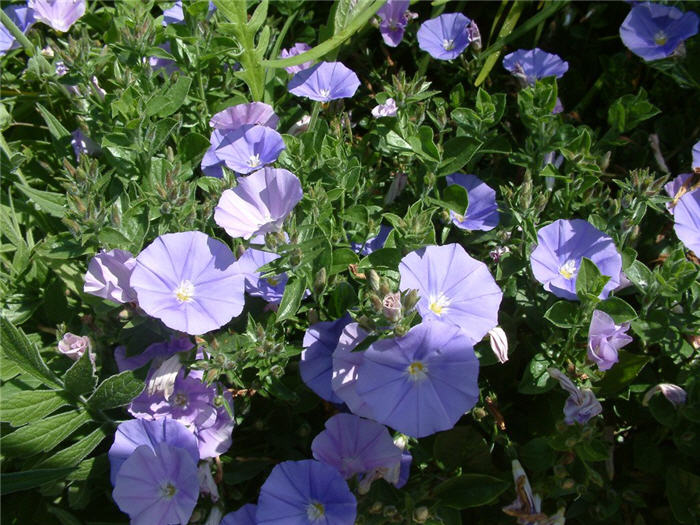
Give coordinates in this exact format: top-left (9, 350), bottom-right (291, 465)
top-left (574, 440), bottom-right (609, 462)
top-left (38, 425), bottom-right (108, 469)
top-left (596, 297), bottom-right (637, 324)
top-left (625, 260), bottom-right (653, 291)
top-left (1, 410), bottom-right (91, 457)
top-left (63, 349), bottom-right (97, 396)
top-left (87, 371), bottom-right (145, 410)
top-left (0, 316), bottom-right (63, 388)
top-left (14, 184), bottom-right (66, 218)
top-left (179, 132), bottom-right (210, 163)
top-left (275, 277), bottom-right (305, 323)
top-left (575, 257), bottom-right (610, 301)
top-left (438, 136), bottom-right (482, 176)
top-left (434, 474), bottom-right (510, 509)
top-left (433, 426), bottom-right (493, 473)
top-left (36, 103), bottom-right (70, 140)
top-left (519, 437), bottom-right (555, 472)
top-left (666, 466), bottom-right (700, 525)
top-left (518, 353), bottom-right (555, 394)
top-left (1, 468), bottom-right (76, 496)
top-left (544, 301), bottom-right (580, 328)
top-left (599, 351), bottom-right (651, 394)
top-left (474, 2), bottom-right (523, 86)
top-left (1, 390), bottom-right (68, 427)
top-left (329, 282), bottom-right (358, 319)
top-left (441, 184), bottom-right (469, 215)
top-left (247, 0), bottom-right (268, 32)
top-left (407, 125), bottom-right (439, 162)
top-left (607, 89), bottom-right (660, 133)
top-left (146, 77), bottom-right (192, 118)
top-left (359, 248), bottom-right (403, 270)
top-left (329, 248), bottom-right (359, 276)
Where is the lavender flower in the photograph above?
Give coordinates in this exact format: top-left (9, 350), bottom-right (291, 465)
top-left (221, 504), bottom-right (257, 525)
top-left (331, 322), bottom-right (373, 419)
top-left (83, 248), bottom-right (137, 304)
top-left (642, 383), bottom-right (687, 407)
top-left (371, 97), bottom-right (398, 118)
top-left (162, 1), bottom-right (184, 26)
top-left (664, 173), bottom-right (693, 214)
top-left (198, 461), bottom-right (219, 502)
top-left (129, 231), bottom-right (245, 335)
top-left (0, 4), bottom-right (34, 56)
top-left (235, 248), bottom-right (287, 304)
top-left (108, 418), bottom-right (199, 486)
top-left (311, 413), bottom-right (402, 479)
top-left (256, 459), bottom-right (357, 525)
top-left (58, 333), bottom-right (92, 362)
top-left (70, 129), bottom-right (98, 161)
top-left (587, 310), bottom-right (633, 371)
top-left (399, 243), bottom-right (502, 344)
top-left (376, 0), bottom-right (411, 47)
top-left (548, 368), bottom-right (602, 425)
top-left (148, 42), bottom-right (179, 76)
top-left (620, 3), bottom-right (699, 62)
top-left (467, 19), bottom-right (481, 51)
top-left (351, 225), bottom-right (392, 255)
top-left (356, 321), bottom-right (480, 438)
top-left (214, 168), bottom-right (303, 240)
top-left (112, 442), bottom-right (199, 525)
top-left (673, 188), bottom-right (700, 254)
top-left (488, 327), bottom-right (509, 364)
top-left (417, 13), bottom-right (472, 60)
top-left (196, 391), bottom-right (235, 459)
top-left (502, 48), bottom-right (569, 86)
top-left (201, 129), bottom-right (227, 178)
top-left (445, 173), bottom-right (500, 231)
top-left (530, 219), bottom-right (622, 301)
top-left (288, 61), bottom-right (360, 102)
top-left (300, 313), bottom-right (353, 403)
top-left (115, 336), bottom-right (193, 372)
top-left (210, 102), bottom-right (279, 132)
top-left (503, 459), bottom-right (566, 525)
top-left (279, 43), bottom-right (313, 74)
top-left (693, 141), bottom-right (700, 170)
top-left (28, 0), bottom-right (85, 32)
top-left (215, 125), bottom-right (285, 175)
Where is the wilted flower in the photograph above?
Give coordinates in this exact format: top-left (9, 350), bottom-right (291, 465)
top-left (399, 243), bottom-right (502, 344)
top-left (331, 322), bottom-right (373, 419)
top-left (115, 336), bottom-right (193, 372)
top-left (417, 13), bottom-right (472, 60)
top-left (446, 173), bottom-right (500, 231)
top-left (0, 4), bottom-right (34, 56)
top-left (215, 125), bottom-right (285, 175)
top-left (530, 219), bottom-right (622, 301)
top-left (221, 504), bottom-right (257, 525)
top-left (256, 460), bottom-right (357, 525)
top-left (356, 321), bottom-right (480, 438)
top-left (84, 248), bottom-right (137, 304)
top-left (70, 129), bottom-right (99, 161)
top-left (210, 102), bottom-right (279, 132)
top-left (288, 61), bottom-right (361, 102)
top-left (300, 313), bottom-right (353, 403)
top-left (376, 0), bottom-right (411, 47)
top-left (488, 327), bottom-right (509, 363)
top-left (467, 19), bottom-right (481, 51)
top-left (235, 248), bottom-right (287, 304)
top-left (28, 0), bottom-right (85, 32)
top-left (587, 310), bottom-right (633, 371)
top-left (642, 383), bottom-right (687, 407)
top-left (548, 368), bottom-right (602, 425)
top-left (673, 188), bottom-right (700, 254)
top-left (351, 225), bottom-right (392, 255)
top-left (371, 97), bottom-right (398, 118)
top-left (502, 48), bottom-right (569, 86)
top-left (503, 459), bottom-right (566, 525)
top-left (620, 3), bottom-right (699, 62)
top-left (214, 168), bottom-right (303, 240)
top-left (58, 332), bottom-right (92, 361)
top-left (129, 231), bottom-right (245, 335)
top-left (382, 292), bottom-right (402, 322)
top-left (279, 42), bottom-right (313, 74)
top-left (489, 246), bottom-right (510, 263)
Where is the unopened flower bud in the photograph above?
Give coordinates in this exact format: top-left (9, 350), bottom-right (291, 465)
top-left (561, 478), bottom-right (575, 490)
top-left (368, 501), bottom-right (383, 514)
top-left (40, 46), bottom-right (54, 57)
top-left (642, 383), bottom-right (687, 407)
top-left (313, 267), bottom-right (327, 295)
top-left (413, 506), bottom-right (430, 523)
top-left (383, 505), bottom-right (398, 518)
top-left (370, 293), bottom-right (383, 312)
top-left (368, 269), bottom-right (381, 292)
top-left (402, 289), bottom-right (419, 311)
top-left (488, 326), bottom-right (508, 363)
top-left (58, 333), bottom-right (94, 363)
top-left (378, 282), bottom-right (391, 297)
top-left (382, 292), bottom-right (402, 322)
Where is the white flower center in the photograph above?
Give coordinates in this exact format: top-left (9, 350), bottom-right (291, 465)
top-left (559, 260), bottom-right (577, 280)
top-left (654, 30), bottom-right (668, 46)
top-left (306, 501), bottom-right (326, 521)
top-left (174, 280), bottom-right (195, 303)
top-left (428, 294), bottom-right (450, 315)
top-left (442, 39), bottom-right (455, 51)
top-left (247, 153), bottom-right (261, 168)
top-left (407, 361), bottom-right (428, 381)
top-left (160, 482), bottom-right (177, 500)
top-left (319, 88), bottom-right (331, 99)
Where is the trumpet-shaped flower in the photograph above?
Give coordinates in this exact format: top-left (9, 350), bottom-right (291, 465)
top-left (210, 102), bottom-right (279, 132)
top-left (288, 61), bottom-right (360, 102)
top-left (445, 173), bottom-right (500, 231)
top-left (673, 188), bottom-right (700, 254)
top-left (221, 504), bottom-right (257, 525)
top-left (587, 310), bottom-right (633, 371)
top-left (502, 48), bottom-right (569, 85)
top-left (279, 43), bottom-right (313, 75)
top-left (236, 248), bottom-right (287, 303)
top-left (215, 125), bottom-right (285, 175)
top-left (28, 0), bottom-right (85, 32)
top-left (377, 0), bottom-right (411, 47)
top-left (693, 141), bottom-right (700, 169)
top-left (331, 322), bottom-right (373, 419)
top-left (664, 173), bottom-right (692, 214)
top-left (84, 249), bottom-right (137, 304)
top-left (417, 13), bottom-right (472, 60)
top-left (548, 368), bottom-right (602, 425)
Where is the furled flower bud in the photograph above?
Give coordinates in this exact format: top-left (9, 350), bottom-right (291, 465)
top-left (548, 368), bottom-right (602, 425)
top-left (313, 267), bottom-right (327, 295)
top-left (488, 326), bottom-right (508, 363)
top-left (382, 292), bottom-right (402, 322)
top-left (402, 289), bottom-right (419, 312)
top-left (368, 269), bottom-right (381, 292)
top-left (198, 461), bottom-right (220, 502)
top-left (413, 507), bottom-right (430, 523)
top-left (58, 333), bottom-right (93, 362)
top-left (83, 249), bottom-right (137, 304)
top-left (642, 383), bottom-right (687, 408)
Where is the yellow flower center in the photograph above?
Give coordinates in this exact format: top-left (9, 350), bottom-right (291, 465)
top-left (558, 260), bottom-right (577, 280)
top-left (319, 88), bottom-right (331, 99)
top-left (160, 482), bottom-right (177, 500)
top-left (174, 280), bottom-right (195, 303)
top-left (247, 153), bottom-right (261, 168)
top-left (306, 501), bottom-right (325, 521)
top-left (442, 39), bottom-right (455, 51)
top-left (654, 30), bottom-right (668, 46)
top-left (428, 294), bottom-right (450, 315)
top-left (407, 360), bottom-right (428, 381)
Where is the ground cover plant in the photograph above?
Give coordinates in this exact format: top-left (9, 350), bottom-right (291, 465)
top-left (1, 0), bottom-right (700, 523)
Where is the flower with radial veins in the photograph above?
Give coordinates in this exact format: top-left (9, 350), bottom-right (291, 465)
top-left (673, 188), bottom-right (700, 254)
top-left (221, 504), bottom-right (257, 525)
top-left (129, 231), bottom-right (245, 335)
top-left (256, 459), bottom-right (357, 525)
top-left (214, 168), bottom-right (303, 240)
top-left (331, 322), bottom-right (373, 419)
top-left (376, 0), bottom-right (411, 47)
top-left (300, 313), bottom-right (353, 403)
top-left (28, 0), bottom-right (85, 32)
top-left (312, 413), bottom-right (402, 480)
top-left (502, 48), bottom-right (569, 85)
top-left (210, 102), bottom-right (279, 132)
top-left (417, 13), bottom-right (472, 60)
top-left (235, 248), bottom-right (287, 303)
top-left (0, 4), bottom-right (34, 56)
top-left (620, 3), bottom-right (699, 62)
top-left (112, 442), bottom-right (199, 525)
top-left (587, 310), bottom-right (633, 371)
top-left (399, 243), bottom-right (502, 344)
top-left (115, 336), bottom-right (193, 372)
top-left (356, 321), bottom-right (480, 438)
top-left (84, 249), bottom-right (137, 304)
top-left (351, 225), bottom-right (392, 255)
top-left (548, 368), bottom-right (602, 425)
top-left (201, 129), bottom-right (227, 178)
top-left (279, 43), bottom-right (313, 74)
top-left (288, 61), bottom-right (360, 102)
top-left (530, 219), bottom-right (622, 301)
top-left (664, 173), bottom-right (692, 214)
top-left (215, 125), bottom-right (285, 175)
top-left (446, 173), bottom-right (500, 231)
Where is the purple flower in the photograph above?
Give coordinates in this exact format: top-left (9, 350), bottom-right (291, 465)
top-left (279, 43), bottom-right (313, 75)
top-left (162, 1), bottom-right (184, 26)
top-left (108, 418), bottom-right (199, 486)
top-left (371, 97), bottom-right (398, 118)
top-left (288, 61), bottom-right (360, 102)
top-left (300, 313), bottom-right (353, 403)
top-left (215, 125), bottom-right (285, 175)
top-left (195, 391), bottom-right (235, 459)
top-left (674, 188), bottom-right (700, 254)
top-left (530, 219), bottom-right (622, 301)
top-left (547, 368), bottom-right (602, 425)
top-left (201, 134), bottom-right (226, 178)
top-left (399, 243), bottom-right (502, 344)
top-left (210, 102), bottom-right (279, 132)
top-left (377, 0), bottom-right (410, 47)
top-left (58, 333), bottom-right (92, 362)
top-left (84, 249), bottom-right (137, 304)
top-left (488, 327), bottom-right (508, 364)
top-left (351, 225), bottom-right (392, 256)
top-left (356, 321), bottom-right (480, 438)
top-left (693, 141), bottom-right (700, 169)
top-left (445, 173), bottom-right (500, 231)
top-left (112, 442), bottom-right (199, 525)
top-left (221, 504), bottom-right (257, 525)
top-left (115, 336), bottom-right (193, 372)
top-left (148, 42), bottom-right (179, 76)
top-left (129, 231), bottom-right (245, 335)
top-left (587, 310), bottom-right (633, 371)
top-left (643, 383), bottom-right (687, 407)
top-left (0, 4), bottom-right (34, 56)
top-left (502, 48), bottom-right (569, 85)
top-left (503, 459), bottom-right (566, 525)
top-left (28, 0), bottom-right (85, 32)
top-left (214, 168), bottom-right (303, 240)
top-left (467, 19), bottom-right (481, 51)
top-left (311, 413), bottom-right (402, 480)
top-left (236, 248), bottom-right (287, 303)
top-left (70, 129), bottom-right (98, 161)
top-left (417, 13), bottom-right (472, 60)
top-left (620, 3), bottom-right (699, 61)
top-left (331, 322), bottom-right (374, 419)
top-left (256, 459), bottom-right (357, 525)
